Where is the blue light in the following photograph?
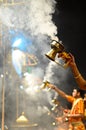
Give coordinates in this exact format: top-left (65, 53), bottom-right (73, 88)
top-left (10, 31), bottom-right (32, 52)
top-left (12, 38), bottom-right (22, 47)
top-left (10, 30), bottom-right (33, 77)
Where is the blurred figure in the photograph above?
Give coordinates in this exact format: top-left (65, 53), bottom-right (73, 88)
top-left (47, 83), bottom-right (85, 130)
top-left (52, 103), bottom-right (69, 130)
top-left (58, 52), bottom-right (86, 90)
top-left (83, 93), bottom-right (86, 128)
top-left (84, 93), bottom-right (86, 110)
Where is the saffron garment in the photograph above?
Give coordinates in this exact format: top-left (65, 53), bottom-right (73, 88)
top-left (66, 96), bottom-right (85, 130)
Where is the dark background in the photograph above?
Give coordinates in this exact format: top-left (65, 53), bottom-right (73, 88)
top-left (53, 0), bottom-right (86, 78)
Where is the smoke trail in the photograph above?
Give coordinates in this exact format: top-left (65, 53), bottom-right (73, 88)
top-left (44, 59), bottom-right (69, 84)
top-left (27, 0), bottom-right (57, 38)
top-left (0, 0), bottom-right (58, 38)
top-left (0, 6), bottom-right (14, 27)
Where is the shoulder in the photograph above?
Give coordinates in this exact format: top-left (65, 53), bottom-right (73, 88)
top-left (66, 95), bottom-right (74, 103)
top-left (77, 98), bottom-right (84, 104)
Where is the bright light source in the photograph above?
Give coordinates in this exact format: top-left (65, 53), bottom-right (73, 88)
top-left (12, 38), bottom-right (22, 47)
top-left (1, 74), bottom-right (4, 78)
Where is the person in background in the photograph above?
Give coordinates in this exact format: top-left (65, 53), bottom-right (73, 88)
top-left (47, 83), bottom-right (85, 130)
top-left (83, 93), bottom-right (86, 128)
top-left (84, 93), bottom-right (86, 111)
top-left (58, 52), bottom-right (86, 90)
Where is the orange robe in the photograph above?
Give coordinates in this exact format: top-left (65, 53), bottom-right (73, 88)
top-left (66, 96), bottom-right (85, 130)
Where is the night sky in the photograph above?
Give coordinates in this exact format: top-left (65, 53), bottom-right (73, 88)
top-left (53, 0), bottom-right (86, 78)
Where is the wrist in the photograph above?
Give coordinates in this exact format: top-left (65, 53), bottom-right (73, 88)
top-left (70, 62), bottom-right (76, 68)
top-left (74, 74), bottom-right (81, 79)
top-left (53, 86), bottom-right (56, 89)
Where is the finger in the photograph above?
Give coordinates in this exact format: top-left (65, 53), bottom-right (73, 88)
top-left (68, 53), bottom-right (74, 58)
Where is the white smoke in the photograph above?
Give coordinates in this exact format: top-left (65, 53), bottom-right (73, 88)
top-left (44, 60), bottom-right (69, 84)
top-left (0, 6), bottom-right (14, 27)
top-left (0, 0), bottom-right (58, 39)
top-left (27, 0), bottom-right (57, 37)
